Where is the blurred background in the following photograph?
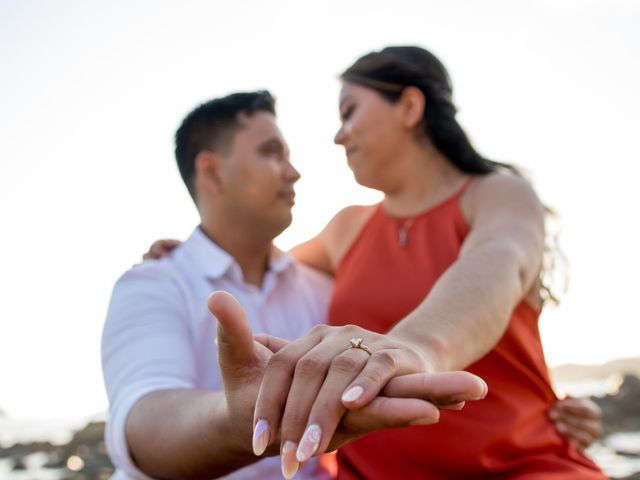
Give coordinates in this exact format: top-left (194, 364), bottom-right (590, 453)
top-left (1, 0), bottom-right (639, 478)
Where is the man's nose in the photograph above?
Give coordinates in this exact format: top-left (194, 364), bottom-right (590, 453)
top-left (284, 160), bottom-right (301, 183)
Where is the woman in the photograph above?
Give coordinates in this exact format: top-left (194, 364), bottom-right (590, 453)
top-left (145, 46), bottom-right (604, 478)
top-left (250, 46), bottom-right (605, 479)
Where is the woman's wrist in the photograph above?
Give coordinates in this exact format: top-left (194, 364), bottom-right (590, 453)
top-left (387, 321), bottom-right (448, 373)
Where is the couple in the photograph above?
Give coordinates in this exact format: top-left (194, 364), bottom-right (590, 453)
top-left (102, 46), bottom-right (604, 479)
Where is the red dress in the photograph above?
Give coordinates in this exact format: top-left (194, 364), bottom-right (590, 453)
top-left (328, 183), bottom-right (605, 479)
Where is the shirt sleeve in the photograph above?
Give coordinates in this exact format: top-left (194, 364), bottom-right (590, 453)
top-left (101, 260), bottom-right (197, 479)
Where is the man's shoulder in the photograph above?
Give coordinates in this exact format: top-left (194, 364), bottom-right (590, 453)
top-left (291, 259), bottom-right (334, 289)
top-left (112, 256), bottom-right (190, 303)
top-left (293, 260), bottom-right (333, 284)
top-left (117, 256), bottom-right (180, 284)
top-left (105, 256), bottom-right (195, 329)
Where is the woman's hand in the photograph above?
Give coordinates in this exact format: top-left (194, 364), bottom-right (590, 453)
top-left (142, 239), bottom-right (181, 260)
top-left (549, 397), bottom-right (603, 450)
top-left (251, 323), bottom-right (488, 476)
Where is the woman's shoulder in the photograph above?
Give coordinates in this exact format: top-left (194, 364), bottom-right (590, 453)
top-left (462, 170), bottom-right (542, 221)
top-left (327, 204), bottom-right (378, 229)
top-left (469, 169), bottom-right (537, 196)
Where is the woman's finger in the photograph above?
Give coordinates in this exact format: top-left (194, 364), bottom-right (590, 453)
top-left (553, 414), bottom-right (602, 444)
top-left (253, 333), bottom-right (289, 353)
top-left (291, 347), bottom-right (371, 463)
top-left (252, 326), bottom-right (326, 456)
top-left (143, 239), bottom-right (181, 260)
top-left (551, 397), bottom-right (601, 420)
top-left (340, 346), bottom-right (427, 409)
top-left (554, 421), bottom-right (597, 451)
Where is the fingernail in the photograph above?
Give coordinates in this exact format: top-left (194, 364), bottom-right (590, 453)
top-left (342, 385), bottom-right (364, 403)
top-left (470, 378), bottom-right (488, 400)
top-left (548, 410), bottom-right (558, 420)
top-left (296, 424), bottom-right (322, 462)
top-left (446, 401), bottom-right (465, 411)
top-left (480, 378), bottom-right (488, 397)
top-left (281, 441), bottom-right (299, 479)
top-left (410, 414), bottom-right (438, 426)
top-left (252, 419), bottom-right (270, 456)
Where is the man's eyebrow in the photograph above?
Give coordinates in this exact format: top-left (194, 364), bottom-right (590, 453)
top-left (259, 137), bottom-right (282, 147)
top-left (259, 138), bottom-right (288, 153)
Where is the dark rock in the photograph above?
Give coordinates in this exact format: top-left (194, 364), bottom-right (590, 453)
top-left (614, 474), bottom-right (640, 480)
top-left (11, 455), bottom-right (27, 470)
top-left (43, 449), bottom-right (67, 468)
top-left (0, 441), bottom-right (56, 459)
top-left (0, 420), bottom-right (114, 479)
top-left (593, 374), bottom-right (640, 434)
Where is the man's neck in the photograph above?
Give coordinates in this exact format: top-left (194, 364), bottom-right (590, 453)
top-left (199, 223), bottom-right (272, 288)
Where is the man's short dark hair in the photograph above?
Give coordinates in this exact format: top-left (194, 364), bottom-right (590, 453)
top-left (175, 90), bottom-right (276, 201)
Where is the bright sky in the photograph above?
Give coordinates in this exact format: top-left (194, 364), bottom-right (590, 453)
top-left (1, 0), bottom-right (638, 421)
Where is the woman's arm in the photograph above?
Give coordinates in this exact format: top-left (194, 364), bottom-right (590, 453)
top-left (290, 204), bottom-right (376, 274)
top-left (389, 172), bottom-right (545, 371)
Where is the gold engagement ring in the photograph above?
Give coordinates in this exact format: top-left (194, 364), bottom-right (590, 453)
top-left (349, 337), bottom-right (373, 356)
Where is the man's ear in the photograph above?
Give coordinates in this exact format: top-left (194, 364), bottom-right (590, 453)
top-left (399, 86), bottom-right (426, 130)
top-left (195, 150), bottom-right (225, 194)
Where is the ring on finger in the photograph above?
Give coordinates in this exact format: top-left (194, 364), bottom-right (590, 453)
top-left (349, 337), bottom-right (373, 356)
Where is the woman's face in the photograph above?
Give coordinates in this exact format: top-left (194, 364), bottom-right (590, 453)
top-left (334, 81), bottom-right (409, 190)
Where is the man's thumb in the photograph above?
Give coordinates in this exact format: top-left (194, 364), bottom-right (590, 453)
top-left (207, 291), bottom-right (254, 368)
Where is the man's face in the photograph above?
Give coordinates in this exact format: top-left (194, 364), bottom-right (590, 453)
top-left (218, 111), bottom-right (300, 238)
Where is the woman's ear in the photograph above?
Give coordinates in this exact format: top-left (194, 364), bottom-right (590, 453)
top-left (399, 86), bottom-right (426, 130)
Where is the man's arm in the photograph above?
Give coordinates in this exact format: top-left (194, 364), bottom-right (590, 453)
top-left (125, 390), bottom-right (258, 479)
top-left (102, 264), bottom-right (260, 479)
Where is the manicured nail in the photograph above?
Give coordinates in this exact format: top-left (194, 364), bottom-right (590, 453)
top-left (479, 378), bottom-right (489, 397)
top-left (252, 419), bottom-right (270, 456)
top-left (445, 401), bottom-right (465, 411)
top-left (296, 424), bottom-right (322, 462)
top-left (342, 385), bottom-right (364, 403)
top-left (281, 441), bottom-right (299, 479)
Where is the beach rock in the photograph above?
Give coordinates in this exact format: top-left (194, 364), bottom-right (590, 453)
top-left (594, 374), bottom-right (640, 434)
top-left (0, 421), bottom-right (114, 479)
top-left (0, 441), bottom-right (56, 459)
top-left (11, 455), bottom-right (27, 470)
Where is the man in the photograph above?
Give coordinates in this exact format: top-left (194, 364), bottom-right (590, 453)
top-left (102, 91), bottom-right (488, 480)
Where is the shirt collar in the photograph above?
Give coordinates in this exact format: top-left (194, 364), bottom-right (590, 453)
top-left (269, 246), bottom-right (294, 274)
top-left (181, 227), bottom-right (295, 281)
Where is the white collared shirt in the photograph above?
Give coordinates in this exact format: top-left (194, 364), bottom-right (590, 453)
top-left (102, 227), bottom-right (333, 480)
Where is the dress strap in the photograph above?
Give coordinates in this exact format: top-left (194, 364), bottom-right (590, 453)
top-left (454, 175), bottom-right (476, 198)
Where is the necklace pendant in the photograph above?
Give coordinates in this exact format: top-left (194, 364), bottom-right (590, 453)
top-left (399, 228), bottom-right (408, 247)
top-left (397, 218), bottom-right (414, 248)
